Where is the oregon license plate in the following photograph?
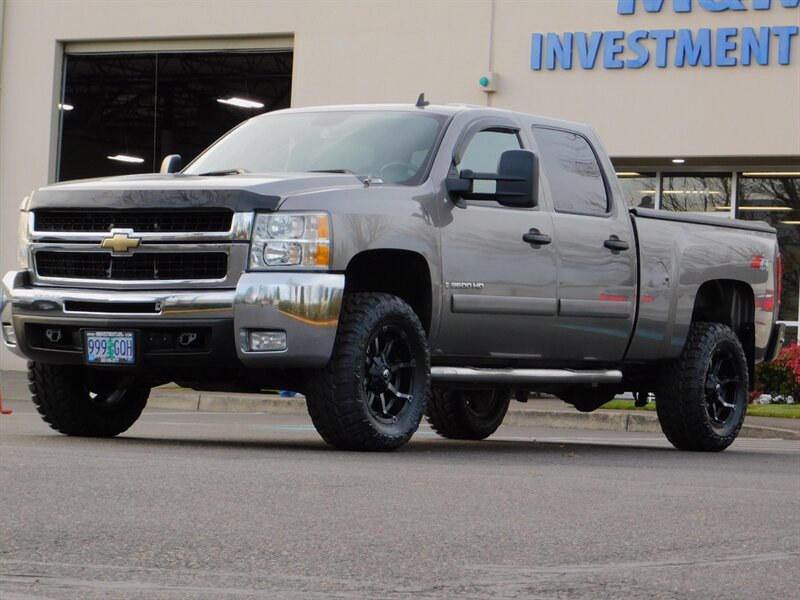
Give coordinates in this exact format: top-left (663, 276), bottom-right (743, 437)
top-left (84, 331), bottom-right (135, 364)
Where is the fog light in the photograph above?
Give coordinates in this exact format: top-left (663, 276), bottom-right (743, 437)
top-left (2, 324), bottom-right (17, 345)
top-left (248, 330), bottom-right (287, 352)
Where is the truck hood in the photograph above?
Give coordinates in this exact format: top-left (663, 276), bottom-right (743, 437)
top-left (27, 172), bottom-right (367, 212)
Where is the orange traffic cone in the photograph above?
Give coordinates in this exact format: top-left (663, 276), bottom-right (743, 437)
top-left (0, 391), bottom-right (11, 415)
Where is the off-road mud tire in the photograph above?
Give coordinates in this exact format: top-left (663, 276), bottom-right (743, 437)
top-left (425, 388), bottom-right (510, 440)
top-left (656, 322), bottom-right (748, 452)
top-left (28, 361), bottom-right (149, 437)
top-left (305, 293), bottom-right (430, 451)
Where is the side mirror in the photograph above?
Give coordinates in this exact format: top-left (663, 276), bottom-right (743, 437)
top-left (159, 154), bottom-right (183, 174)
top-left (495, 149), bottom-right (537, 207)
top-left (445, 149), bottom-right (537, 208)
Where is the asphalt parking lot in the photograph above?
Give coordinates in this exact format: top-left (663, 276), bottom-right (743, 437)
top-left (1, 398), bottom-right (798, 600)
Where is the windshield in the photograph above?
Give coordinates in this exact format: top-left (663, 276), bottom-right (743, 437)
top-left (184, 110), bottom-right (448, 185)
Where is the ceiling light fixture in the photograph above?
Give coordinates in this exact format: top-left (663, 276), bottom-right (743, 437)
top-left (672, 159), bottom-right (685, 164)
top-left (615, 172), bottom-right (642, 177)
top-left (737, 206), bottom-right (792, 212)
top-left (58, 103), bottom-right (74, 111)
top-left (217, 97), bottom-right (265, 109)
top-left (107, 154), bottom-right (145, 164)
top-left (741, 172), bottom-right (800, 177)
top-left (781, 220), bottom-right (800, 224)
top-left (661, 190), bottom-right (723, 195)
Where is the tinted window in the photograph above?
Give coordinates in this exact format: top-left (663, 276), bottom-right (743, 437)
top-left (457, 129), bottom-right (521, 194)
top-left (737, 174), bottom-right (799, 325)
top-left (616, 172), bottom-right (657, 208)
top-left (534, 127), bottom-right (608, 215)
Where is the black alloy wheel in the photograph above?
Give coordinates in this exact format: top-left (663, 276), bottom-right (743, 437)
top-left (464, 390), bottom-right (503, 419)
top-left (426, 388), bottom-right (511, 440)
top-left (364, 324), bottom-right (418, 424)
top-left (704, 346), bottom-right (744, 427)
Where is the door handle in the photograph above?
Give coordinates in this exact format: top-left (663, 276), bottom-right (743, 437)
top-left (522, 229), bottom-right (552, 246)
top-left (604, 237), bottom-right (629, 252)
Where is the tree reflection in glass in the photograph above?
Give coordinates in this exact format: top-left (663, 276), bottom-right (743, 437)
top-left (660, 173), bottom-right (732, 213)
top-left (738, 175), bottom-right (799, 327)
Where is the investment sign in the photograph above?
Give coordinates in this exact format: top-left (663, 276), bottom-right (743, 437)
top-left (530, 0), bottom-right (800, 70)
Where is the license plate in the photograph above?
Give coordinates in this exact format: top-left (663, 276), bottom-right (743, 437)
top-left (84, 331), bottom-right (135, 364)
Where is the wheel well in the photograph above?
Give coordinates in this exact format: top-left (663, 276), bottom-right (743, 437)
top-left (692, 280), bottom-right (754, 330)
top-left (344, 250), bottom-right (433, 333)
top-left (691, 279), bottom-right (756, 387)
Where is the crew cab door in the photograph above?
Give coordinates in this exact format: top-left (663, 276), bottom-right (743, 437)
top-left (531, 126), bottom-right (637, 362)
top-left (435, 118), bottom-right (559, 361)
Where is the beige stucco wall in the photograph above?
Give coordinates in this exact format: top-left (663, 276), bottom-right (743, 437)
top-left (1, 0), bottom-right (799, 369)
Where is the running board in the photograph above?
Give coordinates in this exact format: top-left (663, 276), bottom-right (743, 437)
top-left (430, 367), bottom-right (623, 385)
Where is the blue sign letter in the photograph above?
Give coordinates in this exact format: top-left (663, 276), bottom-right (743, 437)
top-left (698, 0), bottom-right (746, 10)
top-left (741, 27), bottom-right (770, 65)
top-left (627, 30), bottom-right (651, 67)
top-left (650, 30), bottom-right (677, 67)
top-left (546, 32), bottom-right (574, 70)
top-left (773, 25), bottom-right (799, 64)
top-left (618, 0), bottom-right (692, 13)
top-left (753, 0), bottom-right (800, 7)
top-left (531, 33), bottom-right (544, 70)
top-left (576, 32), bottom-right (604, 69)
top-left (675, 28), bottom-right (712, 66)
top-left (604, 31), bottom-right (626, 68)
top-left (716, 27), bottom-right (739, 65)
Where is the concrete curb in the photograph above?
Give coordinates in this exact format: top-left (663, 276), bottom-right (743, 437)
top-left (146, 391), bottom-right (800, 441)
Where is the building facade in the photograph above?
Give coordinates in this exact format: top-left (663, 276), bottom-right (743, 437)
top-left (1, 0), bottom-right (798, 370)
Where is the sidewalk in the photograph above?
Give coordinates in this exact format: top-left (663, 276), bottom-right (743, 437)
top-left (2, 369), bottom-right (798, 440)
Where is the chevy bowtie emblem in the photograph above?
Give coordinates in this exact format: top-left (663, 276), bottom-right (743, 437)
top-left (101, 230), bottom-right (141, 253)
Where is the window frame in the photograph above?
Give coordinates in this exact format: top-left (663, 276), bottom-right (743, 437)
top-left (451, 117), bottom-right (534, 210)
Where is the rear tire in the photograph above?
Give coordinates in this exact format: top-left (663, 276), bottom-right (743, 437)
top-left (426, 388), bottom-right (510, 440)
top-left (305, 293), bottom-right (430, 451)
top-left (656, 322), bottom-right (748, 452)
top-left (28, 361), bottom-right (149, 437)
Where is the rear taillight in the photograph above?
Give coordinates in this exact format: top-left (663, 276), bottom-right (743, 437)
top-left (775, 253), bottom-right (782, 312)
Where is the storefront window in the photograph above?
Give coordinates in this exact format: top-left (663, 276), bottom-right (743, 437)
top-left (737, 174), bottom-right (800, 331)
top-left (660, 173), bottom-right (732, 213)
top-left (616, 172), bottom-right (657, 208)
top-left (58, 50), bottom-right (293, 181)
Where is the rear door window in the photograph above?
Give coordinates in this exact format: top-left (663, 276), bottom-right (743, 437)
top-left (533, 127), bottom-right (609, 215)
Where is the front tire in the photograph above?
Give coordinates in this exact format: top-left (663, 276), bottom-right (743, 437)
top-left (305, 293), bottom-right (430, 451)
top-left (656, 322), bottom-right (748, 452)
top-left (426, 388), bottom-right (510, 440)
top-left (28, 361), bottom-right (149, 437)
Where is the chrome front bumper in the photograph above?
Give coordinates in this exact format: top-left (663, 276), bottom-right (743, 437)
top-left (1, 270), bottom-right (344, 368)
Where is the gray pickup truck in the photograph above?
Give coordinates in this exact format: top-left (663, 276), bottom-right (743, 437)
top-left (2, 102), bottom-right (786, 452)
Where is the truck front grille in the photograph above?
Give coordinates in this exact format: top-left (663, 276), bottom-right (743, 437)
top-left (35, 252), bottom-right (228, 281)
top-left (34, 210), bottom-right (233, 233)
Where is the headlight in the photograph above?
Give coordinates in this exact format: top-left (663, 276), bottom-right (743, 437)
top-left (250, 212), bottom-right (331, 269)
top-left (17, 209), bottom-right (30, 270)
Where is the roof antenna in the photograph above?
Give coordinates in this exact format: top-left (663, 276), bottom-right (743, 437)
top-left (415, 93), bottom-right (430, 108)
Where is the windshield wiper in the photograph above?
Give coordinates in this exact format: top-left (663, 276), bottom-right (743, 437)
top-left (197, 168), bottom-right (249, 176)
top-left (309, 169), bottom-right (356, 175)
